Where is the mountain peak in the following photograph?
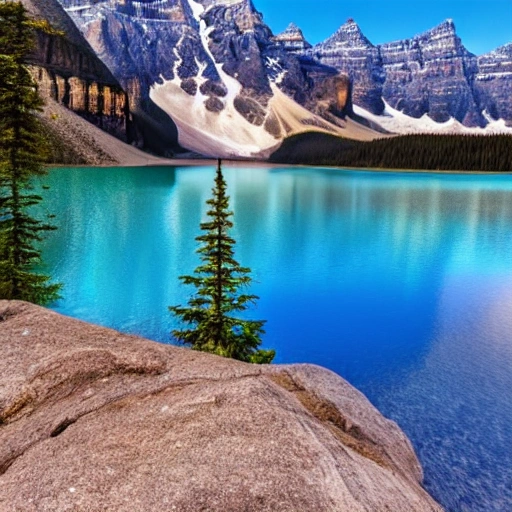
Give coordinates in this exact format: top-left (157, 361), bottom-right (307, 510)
top-left (343, 18), bottom-right (358, 27)
top-left (338, 17), bottom-right (363, 34)
top-left (490, 42), bottom-right (512, 57)
top-left (285, 22), bottom-right (300, 31)
top-left (442, 18), bottom-right (455, 29)
top-left (316, 18), bottom-right (374, 50)
top-left (422, 19), bottom-right (457, 37)
top-left (275, 22), bottom-right (307, 39)
top-left (273, 21), bottom-right (311, 51)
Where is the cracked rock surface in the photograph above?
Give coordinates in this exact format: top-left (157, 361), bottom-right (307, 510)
top-left (0, 301), bottom-right (442, 511)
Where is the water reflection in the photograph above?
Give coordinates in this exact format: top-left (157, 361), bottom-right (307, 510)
top-left (39, 166), bottom-right (512, 512)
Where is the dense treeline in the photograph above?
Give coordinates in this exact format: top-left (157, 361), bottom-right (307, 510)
top-left (269, 132), bottom-right (512, 172)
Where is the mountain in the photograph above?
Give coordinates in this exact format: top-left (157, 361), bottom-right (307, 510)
top-left (474, 43), bottom-right (512, 123)
top-left (379, 20), bottom-right (481, 125)
top-left (41, 1), bottom-right (512, 156)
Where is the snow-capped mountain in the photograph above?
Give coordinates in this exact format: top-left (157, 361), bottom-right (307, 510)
top-left (56, 0), bottom-right (511, 157)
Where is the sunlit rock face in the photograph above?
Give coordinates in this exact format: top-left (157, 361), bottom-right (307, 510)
top-left (21, 0), bottom-right (131, 142)
top-left (302, 73), bottom-right (355, 128)
top-left (64, 0), bottom-right (194, 154)
top-left (0, 301), bottom-right (443, 512)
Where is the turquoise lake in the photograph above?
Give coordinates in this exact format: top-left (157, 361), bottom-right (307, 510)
top-left (39, 165), bottom-right (512, 511)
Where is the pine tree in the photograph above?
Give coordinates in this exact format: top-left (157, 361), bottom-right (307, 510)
top-left (170, 160), bottom-right (274, 364)
top-left (0, 1), bottom-right (61, 304)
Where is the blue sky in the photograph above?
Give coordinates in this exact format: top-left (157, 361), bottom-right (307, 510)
top-left (253, 0), bottom-right (512, 55)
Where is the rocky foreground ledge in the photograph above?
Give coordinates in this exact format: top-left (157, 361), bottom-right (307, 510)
top-left (0, 301), bottom-right (442, 511)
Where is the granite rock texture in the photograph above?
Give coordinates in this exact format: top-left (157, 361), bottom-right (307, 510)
top-left (0, 300), bottom-right (443, 511)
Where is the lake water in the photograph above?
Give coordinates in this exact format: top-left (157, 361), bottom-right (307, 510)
top-left (39, 165), bottom-right (512, 511)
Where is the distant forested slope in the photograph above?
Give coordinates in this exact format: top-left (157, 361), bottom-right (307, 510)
top-left (269, 133), bottom-right (512, 172)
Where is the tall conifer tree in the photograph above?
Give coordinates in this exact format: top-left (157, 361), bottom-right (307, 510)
top-left (170, 160), bottom-right (274, 364)
top-left (0, 1), bottom-right (61, 304)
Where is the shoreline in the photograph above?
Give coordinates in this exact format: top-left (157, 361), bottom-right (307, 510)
top-left (40, 101), bottom-right (510, 175)
top-left (48, 156), bottom-right (512, 175)
top-left (301, 164), bottom-right (512, 175)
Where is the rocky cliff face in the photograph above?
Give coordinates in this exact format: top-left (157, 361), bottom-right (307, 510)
top-left (21, 0), bottom-right (132, 143)
top-left (0, 300), bottom-right (443, 512)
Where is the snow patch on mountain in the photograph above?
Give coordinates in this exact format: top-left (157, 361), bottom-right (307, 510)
top-left (150, 78), bottom-right (275, 158)
top-left (187, 0), bottom-right (204, 21)
top-left (266, 57), bottom-right (287, 84)
top-left (149, 0), bottom-right (281, 158)
top-left (150, 76), bottom-right (381, 158)
top-left (354, 100), bottom-right (512, 135)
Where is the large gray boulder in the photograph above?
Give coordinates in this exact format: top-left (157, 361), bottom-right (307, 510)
top-left (0, 301), bottom-right (442, 511)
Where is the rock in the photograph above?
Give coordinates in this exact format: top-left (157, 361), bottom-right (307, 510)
top-left (233, 95), bottom-right (267, 125)
top-left (204, 96), bottom-right (225, 113)
top-left (0, 301), bottom-right (442, 511)
top-left (180, 78), bottom-right (198, 96)
top-left (202, 0), bottom-right (273, 95)
top-left (305, 73), bottom-right (354, 123)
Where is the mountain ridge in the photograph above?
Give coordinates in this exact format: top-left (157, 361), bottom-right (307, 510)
top-left (29, 0), bottom-right (512, 156)
top-left (306, 17), bottom-right (511, 126)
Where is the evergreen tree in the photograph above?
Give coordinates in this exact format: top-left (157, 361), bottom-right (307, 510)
top-left (170, 160), bottom-right (274, 364)
top-left (0, 1), bottom-right (61, 304)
